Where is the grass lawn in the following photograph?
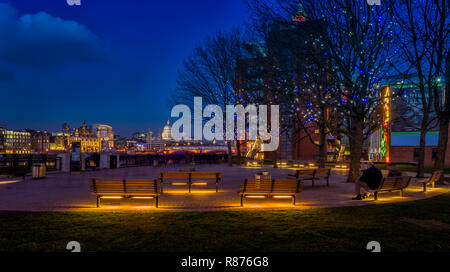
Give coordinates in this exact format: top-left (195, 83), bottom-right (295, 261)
top-left (0, 193), bottom-right (449, 252)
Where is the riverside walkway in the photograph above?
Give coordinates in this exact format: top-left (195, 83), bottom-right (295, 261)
top-left (0, 164), bottom-right (447, 211)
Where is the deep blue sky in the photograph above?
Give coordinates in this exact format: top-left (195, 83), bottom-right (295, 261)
top-left (0, 0), bottom-right (248, 137)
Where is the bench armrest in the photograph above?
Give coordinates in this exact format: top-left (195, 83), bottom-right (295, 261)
top-left (416, 178), bottom-right (429, 183)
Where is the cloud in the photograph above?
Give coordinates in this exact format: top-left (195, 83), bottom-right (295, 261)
top-left (0, 3), bottom-right (107, 67)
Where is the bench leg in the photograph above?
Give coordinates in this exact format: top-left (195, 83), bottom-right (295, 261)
top-left (96, 196), bottom-right (100, 208)
top-left (240, 195), bottom-right (244, 207)
top-left (291, 195), bottom-right (296, 206)
top-left (189, 182), bottom-right (191, 193)
top-left (326, 178), bottom-right (329, 187)
top-left (400, 189), bottom-right (403, 197)
top-left (160, 181), bottom-right (164, 194)
top-left (155, 196), bottom-right (159, 208)
top-left (216, 181), bottom-right (218, 193)
top-left (374, 192), bottom-right (378, 201)
top-left (423, 183), bottom-right (427, 192)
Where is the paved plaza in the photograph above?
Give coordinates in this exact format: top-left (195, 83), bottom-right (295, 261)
top-left (0, 164), bottom-right (448, 211)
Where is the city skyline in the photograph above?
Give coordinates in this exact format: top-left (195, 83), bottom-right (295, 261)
top-left (0, 119), bottom-right (167, 138)
top-left (0, 0), bottom-right (248, 137)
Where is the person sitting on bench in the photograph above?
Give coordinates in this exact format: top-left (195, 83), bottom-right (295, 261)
top-left (352, 162), bottom-right (383, 200)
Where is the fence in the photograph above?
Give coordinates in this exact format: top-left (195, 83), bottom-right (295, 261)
top-left (0, 154), bottom-right (61, 177)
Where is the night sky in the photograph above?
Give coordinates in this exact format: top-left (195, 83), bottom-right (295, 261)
top-left (0, 0), bottom-right (248, 137)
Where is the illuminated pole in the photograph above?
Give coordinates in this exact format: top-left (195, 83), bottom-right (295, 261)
top-left (381, 86), bottom-right (391, 162)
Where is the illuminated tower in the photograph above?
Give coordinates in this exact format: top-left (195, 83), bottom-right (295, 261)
top-left (292, 2), bottom-right (308, 22)
top-left (381, 86), bottom-right (391, 162)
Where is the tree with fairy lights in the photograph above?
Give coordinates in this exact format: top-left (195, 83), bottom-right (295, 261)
top-left (243, 1), bottom-right (343, 167)
top-left (289, 64), bottom-right (345, 168)
top-left (272, 21), bottom-right (344, 168)
top-left (247, 0), bottom-right (397, 182)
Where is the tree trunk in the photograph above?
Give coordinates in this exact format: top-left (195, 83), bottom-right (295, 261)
top-left (319, 126), bottom-right (327, 168)
top-left (434, 54), bottom-right (450, 182)
top-left (236, 140), bottom-right (242, 165)
top-left (347, 118), bottom-right (364, 183)
top-left (434, 117), bottom-right (449, 180)
top-left (416, 122), bottom-right (428, 178)
top-left (227, 141), bottom-right (233, 166)
top-left (273, 150), bottom-right (278, 168)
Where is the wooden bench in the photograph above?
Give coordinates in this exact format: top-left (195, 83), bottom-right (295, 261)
top-left (158, 172), bottom-right (221, 193)
top-left (313, 168), bottom-right (331, 187)
top-left (288, 169), bottom-right (314, 182)
top-left (417, 170), bottom-right (444, 192)
top-left (372, 176), bottom-right (412, 200)
top-left (240, 178), bottom-right (302, 206)
top-left (288, 168), bottom-right (331, 187)
top-left (90, 178), bottom-right (160, 208)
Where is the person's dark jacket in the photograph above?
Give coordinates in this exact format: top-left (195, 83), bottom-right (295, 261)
top-left (359, 165), bottom-right (383, 190)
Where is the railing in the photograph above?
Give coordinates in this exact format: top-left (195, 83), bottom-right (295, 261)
top-left (117, 153), bottom-right (227, 168)
top-left (0, 154), bottom-right (62, 177)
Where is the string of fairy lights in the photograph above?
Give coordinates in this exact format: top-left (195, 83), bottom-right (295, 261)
top-left (199, 1), bottom-right (443, 165)
top-left (228, 1), bottom-right (408, 162)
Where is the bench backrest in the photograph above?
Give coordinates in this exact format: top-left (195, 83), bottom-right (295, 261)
top-left (378, 176), bottom-right (411, 191)
top-left (315, 168), bottom-right (330, 176)
top-left (295, 169), bottom-right (315, 178)
top-left (190, 172), bottom-right (221, 179)
top-left (429, 170), bottom-right (443, 183)
top-left (241, 179), bottom-right (301, 194)
top-left (90, 178), bottom-right (159, 196)
top-left (159, 172), bottom-right (190, 179)
top-left (159, 172), bottom-right (221, 180)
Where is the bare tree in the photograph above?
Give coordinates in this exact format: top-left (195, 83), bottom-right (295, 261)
top-left (393, 0), bottom-right (449, 177)
top-left (436, 53), bottom-right (450, 175)
top-left (173, 28), bottom-right (244, 166)
top-left (430, 1), bottom-right (450, 175)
